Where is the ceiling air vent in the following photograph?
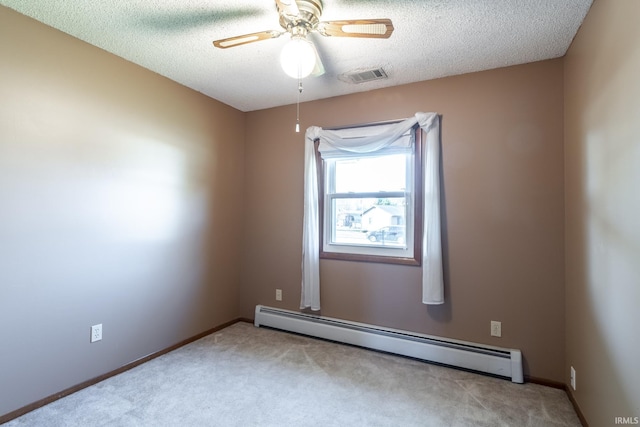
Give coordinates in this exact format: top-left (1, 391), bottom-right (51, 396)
top-left (340, 67), bottom-right (388, 84)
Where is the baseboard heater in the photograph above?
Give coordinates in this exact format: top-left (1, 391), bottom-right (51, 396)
top-left (254, 305), bottom-right (523, 383)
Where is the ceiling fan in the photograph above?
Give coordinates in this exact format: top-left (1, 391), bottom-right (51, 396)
top-left (212, 0), bottom-right (394, 79)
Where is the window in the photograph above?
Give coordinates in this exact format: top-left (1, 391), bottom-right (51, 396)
top-left (318, 124), bottom-right (422, 265)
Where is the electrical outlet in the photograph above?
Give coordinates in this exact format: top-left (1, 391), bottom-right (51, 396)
top-left (275, 289), bottom-right (282, 301)
top-left (490, 321), bottom-right (502, 337)
top-left (91, 324), bottom-right (102, 343)
top-left (570, 366), bottom-right (576, 390)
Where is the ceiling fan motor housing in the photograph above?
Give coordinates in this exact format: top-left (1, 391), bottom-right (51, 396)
top-left (279, 0), bottom-right (323, 33)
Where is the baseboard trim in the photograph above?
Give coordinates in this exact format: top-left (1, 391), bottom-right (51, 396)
top-left (525, 376), bottom-right (588, 427)
top-left (525, 375), bottom-right (565, 389)
top-left (565, 386), bottom-right (589, 427)
top-left (0, 318), bottom-right (241, 425)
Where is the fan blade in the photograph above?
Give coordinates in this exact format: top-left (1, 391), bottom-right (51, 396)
top-left (275, 0), bottom-right (300, 17)
top-left (317, 19), bottom-right (394, 39)
top-left (213, 30), bottom-right (283, 49)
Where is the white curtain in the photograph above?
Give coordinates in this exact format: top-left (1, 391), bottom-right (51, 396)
top-left (301, 112), bottom-right (444, 310)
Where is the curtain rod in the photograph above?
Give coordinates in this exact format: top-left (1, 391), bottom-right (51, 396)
top-left (325, 117), bottom-right (409, 131)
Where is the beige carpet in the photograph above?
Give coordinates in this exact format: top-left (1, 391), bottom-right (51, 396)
top-left (4, 322), bottom-right (582, 426)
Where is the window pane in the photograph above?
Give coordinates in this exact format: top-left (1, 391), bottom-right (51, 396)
top-left (331, 197), bottom-right (406, 247)
top-left (334, 154), bottom-right (407, 193)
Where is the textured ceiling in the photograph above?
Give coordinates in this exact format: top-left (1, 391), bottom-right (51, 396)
top-left (1, 0), bottom-right (592, 112)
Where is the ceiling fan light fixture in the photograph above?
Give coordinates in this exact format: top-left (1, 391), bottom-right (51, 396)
top-left (280, 35), bottom-right (316, 79)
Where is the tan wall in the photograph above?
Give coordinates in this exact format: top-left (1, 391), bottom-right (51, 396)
top-left (242, 59), bottom-right (566, 382)
top-left (0, 7), bottom-right (244, 417)
top-left (564, 0), bottom-right (640, 424)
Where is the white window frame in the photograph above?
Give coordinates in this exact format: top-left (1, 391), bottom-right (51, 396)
top-left (317, 124), bottom-right (423, 266)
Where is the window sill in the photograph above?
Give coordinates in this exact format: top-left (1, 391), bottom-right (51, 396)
top-left (320, 251), bottom-right (421, 266)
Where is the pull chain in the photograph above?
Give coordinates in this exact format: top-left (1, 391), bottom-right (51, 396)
top-left (296, 78), bottom-right (303, 133)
